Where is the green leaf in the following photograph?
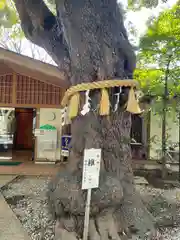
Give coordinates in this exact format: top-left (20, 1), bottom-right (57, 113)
top-left (0, 0), bottom-right (6, 10)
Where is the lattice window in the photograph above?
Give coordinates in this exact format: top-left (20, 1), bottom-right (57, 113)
top-left (16, 75), bottom-right (61, 105)
top-left (0, 74), bottom-right (13, 104)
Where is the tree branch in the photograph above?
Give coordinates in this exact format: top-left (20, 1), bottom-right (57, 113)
top-left (13, 0), bottom-right (71, 81)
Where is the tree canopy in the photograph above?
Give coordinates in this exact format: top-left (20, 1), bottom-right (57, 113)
top-left (0, 0), bottom-right (176, 37)
top-left (0, 0), bottom-right (18, 28)
top-left (128, 0), bottom-right (168, 10)
top-left (0, 0), bottom-right (55, 36)
top-left (135, 3), bottom-right (180, 112)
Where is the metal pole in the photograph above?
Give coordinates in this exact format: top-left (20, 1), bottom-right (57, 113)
top-left (162, 74), bottom-right (168, 178)
top-left (179, 112), bottom-right (180, 182)
top-left (162, 55), bottom-right (171, 178)
top-left (83, 189), bottom-right (92, 240)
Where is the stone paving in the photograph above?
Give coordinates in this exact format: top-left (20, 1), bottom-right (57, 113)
top-left (0, 175), bottom-right (17, 188)
top-left (0, 175), bottom-right (31, 240)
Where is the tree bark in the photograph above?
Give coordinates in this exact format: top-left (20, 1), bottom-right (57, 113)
top-left (48, 112), bottom-right (155, 239)
top-left (14, 0), bottom-right (156, 238)
top-left (14, 0), bottom-right (71, 81)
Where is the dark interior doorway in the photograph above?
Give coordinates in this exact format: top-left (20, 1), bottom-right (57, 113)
top-left (131, 115), bottom-right (143, 143)
top-left (12, 108), bottom-right (36, 162)
top-left (131, 115), bottom-right (147, 160)
top-left (14, 108), bottom-right (34, 150)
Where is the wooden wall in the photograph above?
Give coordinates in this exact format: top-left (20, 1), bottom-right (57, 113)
top-left (0, 72), bottom-right (64, 108)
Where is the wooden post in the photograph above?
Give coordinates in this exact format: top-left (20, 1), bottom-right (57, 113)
top-left (147, 110), bottom-right (151, 160)
top-left (34, 109), bottom-right (40, 161)
top-left (162, 55), bottom-right (171, 179)
top-left (12, 72), bottom-right (17, 104)
top-left (179, 112), bottom-right (180, 182)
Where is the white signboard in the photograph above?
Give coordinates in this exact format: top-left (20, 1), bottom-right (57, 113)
top-left (61, 149), bottom-right (69, 157)
top-left (82, 148), bottom-right (101, 190)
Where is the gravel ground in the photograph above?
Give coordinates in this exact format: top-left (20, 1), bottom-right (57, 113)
top-left (1, 176), bottom-right (55, 240)
top-left (1, 176), bottom-right (180, 240)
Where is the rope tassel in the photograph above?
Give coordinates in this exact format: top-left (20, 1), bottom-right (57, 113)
top-left (61, 79), bottom-right (142, 122)
top-left (68, 93), bottom-right (80, 119)
top-left (100, 88), bottom-right (110, 116)
top-left (126, 87), bottom-right (142, 114)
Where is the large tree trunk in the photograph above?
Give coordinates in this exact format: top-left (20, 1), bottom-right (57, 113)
top-left (14, 0), bottom-right (156, 239)
top-left (48, 112), bottom-right (155, 239)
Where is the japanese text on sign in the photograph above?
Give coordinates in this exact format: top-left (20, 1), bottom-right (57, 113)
top-left (61, 135), bottom-right (71, 151)
top-left (82, 148), bottom-right (101, 190)
top-left (61, 135), bottom-right (72, 157)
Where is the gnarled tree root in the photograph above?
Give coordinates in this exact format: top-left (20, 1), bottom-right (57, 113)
top-left (47, 170), bottom-right (156, 240)
top-left (54, 208), bottom-right (129, 240)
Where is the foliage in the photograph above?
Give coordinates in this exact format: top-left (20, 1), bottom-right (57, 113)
top-left (0, 0), bottom-right (55, 38)
top-left (128, 0), bottom-right (168, 10)
top-left (0, 0), bottom-right (22, 42)
top-left (0, 1), bottom-right (54, 63)
top-left (135, 3), bottom-right (180, 112)
top-left (0, 0), bottom-right (18, 27)
top-left (0, 0), bottom-right (173, 30)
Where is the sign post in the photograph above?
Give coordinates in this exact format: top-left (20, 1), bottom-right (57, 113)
top-left (82, 148), bottom-right (101, 240)
top-left (83, 188), bottom-right (92, 240)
